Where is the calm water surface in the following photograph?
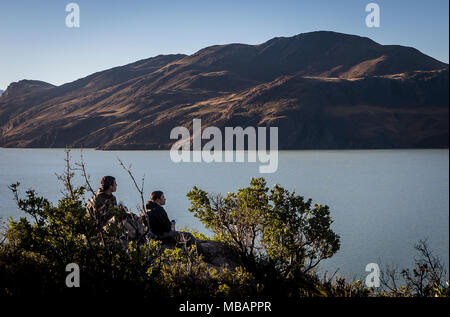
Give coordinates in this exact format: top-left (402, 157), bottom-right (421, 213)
top-left (0, 148), bottom-right (448, 280)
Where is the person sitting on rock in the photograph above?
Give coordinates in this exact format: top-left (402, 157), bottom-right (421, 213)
top-left (87, 176), bottom-right (121, 228)
top-left (87, 176), bottom-right (146, 244)
top-left (144, 190), bottom-right (195, 247)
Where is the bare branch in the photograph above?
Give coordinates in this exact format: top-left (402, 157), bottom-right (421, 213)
top-left (55, 147), bottom-right (76, 200)
top-left (74, 148), bottom-right (95, 196)
top-left (117, 157), bottom-right (146, 213)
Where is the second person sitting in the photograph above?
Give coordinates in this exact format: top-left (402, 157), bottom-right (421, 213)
top-left (144, 190), bottom-right (194, 247)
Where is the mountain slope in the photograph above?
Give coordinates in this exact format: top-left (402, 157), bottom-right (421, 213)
top-left (0, 31), bottom-right (448, 149)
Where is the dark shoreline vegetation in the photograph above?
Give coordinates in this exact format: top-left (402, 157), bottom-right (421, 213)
top-left (0, 150), bottom-right (448, 297)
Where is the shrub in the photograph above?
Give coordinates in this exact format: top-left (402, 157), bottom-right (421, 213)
top-left (187, 177), bottom-right (340, 296)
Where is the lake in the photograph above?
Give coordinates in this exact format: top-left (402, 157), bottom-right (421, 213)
top-left (0, 148), bottom-right (448, 280)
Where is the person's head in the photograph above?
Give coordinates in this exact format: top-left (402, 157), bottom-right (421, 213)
top-left (150, 190), bottom-right (166, 206)
top-left (100, 176), bottom-right (117, 194)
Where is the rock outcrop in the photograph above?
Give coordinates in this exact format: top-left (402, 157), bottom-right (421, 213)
top-left (196, 240), bottom-right (240, 270)
top-left (158, 237), bottom-right (241, 270)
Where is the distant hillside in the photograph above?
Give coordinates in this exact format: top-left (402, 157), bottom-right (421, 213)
top-left (0, 90), bottom-right (3, 96)
top-left (0, 31), bottom-right (448, 149)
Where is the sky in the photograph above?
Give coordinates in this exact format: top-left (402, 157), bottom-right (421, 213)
top-left (0, 0), bottom-right (448, 90)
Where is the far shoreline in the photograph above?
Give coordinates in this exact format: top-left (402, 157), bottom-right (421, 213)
top-left (0, 146), bottom-right (449, 152)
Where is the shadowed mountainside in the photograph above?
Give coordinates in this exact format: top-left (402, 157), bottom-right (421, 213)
top-left (0, 31), bottom-right (448, 149)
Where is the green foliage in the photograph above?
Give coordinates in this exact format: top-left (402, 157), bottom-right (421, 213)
top-left (2, 182), bottom-right (150, 296)
top-left (187, 177), bottom-right (340, 278)
top-left (178, 227), bottom-right (211, 241)
top-left (378, 239), bottom-right (449, 297)
top-left (321, 278), bottom-right (374, 297)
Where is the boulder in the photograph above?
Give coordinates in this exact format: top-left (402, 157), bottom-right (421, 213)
top-left (196, 240), bottom-right (240, 270)
top-left (158, 236), bottom-right (240, 270)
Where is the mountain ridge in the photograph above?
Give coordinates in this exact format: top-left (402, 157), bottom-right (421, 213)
top-left (0, 31), bottom-right (448, 150)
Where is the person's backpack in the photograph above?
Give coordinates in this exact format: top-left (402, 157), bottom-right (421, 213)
top-left (122, 213), bottom-right (147, 242)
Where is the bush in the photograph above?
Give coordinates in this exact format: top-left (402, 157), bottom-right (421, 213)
top-left (187, 177), bottom-right (340, 296)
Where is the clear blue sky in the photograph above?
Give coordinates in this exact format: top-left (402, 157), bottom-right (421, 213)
top-left (0, 0), bottom-right (448, 90)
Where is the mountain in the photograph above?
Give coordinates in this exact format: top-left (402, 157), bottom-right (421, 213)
top-left (0, 90), bottom-right (3, 96)
top-left (0, 31), bottom-right (448, 150)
